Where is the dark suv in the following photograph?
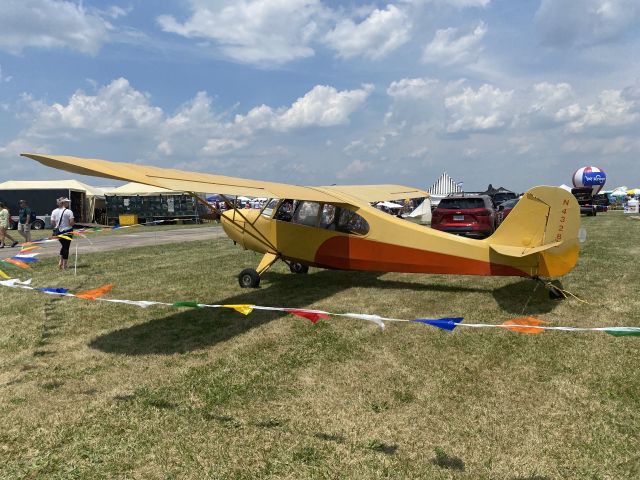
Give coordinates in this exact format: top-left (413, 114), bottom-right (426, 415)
top-left (431, 195), bottom-right (496, 238)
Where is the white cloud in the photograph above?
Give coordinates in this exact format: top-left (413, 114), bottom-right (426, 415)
top-left (201, 138), bottom-right (248, 156)
top-left (422, 21), bottom-right (487, 66)
top-left (403, 0), bottom-right (490, 7)
top-left (4, 78), bottom-right (372, 169)
top-left (530, 82), bottom-right (574, 115)
top-left (387, 78), bottom-right (438, 99)
top-left (555, 89), bottom-right (639, 132)
top-left (324, 5), bottom-right (411, 60)
top-left (336, 159), bottom-right (373, 179)
top-left (158, 0), bottom-right (325, 65)
top-left (235, 84), bottom-right (374, 132)
top-left (27, 78), bottom-right (163, 136)
top-left (535, 0), bottom-right (640, 47)
top-left (0, 0), bottom-right (111, 55)
top-left (0, 65), bottom-right (12, 83)
top-left (444, 83), bottom-right (513, 133)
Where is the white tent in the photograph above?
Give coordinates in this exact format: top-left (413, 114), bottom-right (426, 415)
top-left (405, 198), bottom-right (432, 223)
top-left (377, 201), bottom-right (403, 209)
top-left (105, 182), bottom-right (180, 196)
top-left (0, 179), bottom-right (105, 197)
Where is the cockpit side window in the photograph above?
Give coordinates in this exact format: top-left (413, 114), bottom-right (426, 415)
top-left (275, 199), bottom-right (297, 222)
top-left (292, 201), bottom-right (320, 227)
top-left (319, 204), bottom-right (336, 229)
top-left (262, 198), bottom-right (279, 218)
top-left (336, 208), bottom-right (369, 235)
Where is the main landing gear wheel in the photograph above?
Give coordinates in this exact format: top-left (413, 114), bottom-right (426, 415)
top-left (239, 268), bottom-right (260, 288)
top-left (289, 262), bottom-right (309, 274)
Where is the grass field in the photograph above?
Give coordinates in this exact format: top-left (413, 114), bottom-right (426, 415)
top-left (1, 212), bottom-right (639, 479)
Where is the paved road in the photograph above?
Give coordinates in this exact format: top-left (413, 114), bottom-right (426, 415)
top-left (21, 226), bottom-right (226, 258)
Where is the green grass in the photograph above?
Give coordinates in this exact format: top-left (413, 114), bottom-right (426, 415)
top-left (1, 212), bottom-right (639, 479)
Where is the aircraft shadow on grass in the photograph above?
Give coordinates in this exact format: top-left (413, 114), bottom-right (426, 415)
top-left (89, 271), bottom-right (561, 356)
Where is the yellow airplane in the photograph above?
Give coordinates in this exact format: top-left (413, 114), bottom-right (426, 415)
top-left (22, 154), bottom-right (580, 295)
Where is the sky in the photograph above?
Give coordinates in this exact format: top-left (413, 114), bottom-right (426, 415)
top-left (0, 0), bottom-right (639, 191)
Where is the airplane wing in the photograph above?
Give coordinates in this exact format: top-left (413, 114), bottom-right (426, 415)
top-left (21, 153), bottom-right (347, 203)
top-left (321, 185), bottom-right (429, 203)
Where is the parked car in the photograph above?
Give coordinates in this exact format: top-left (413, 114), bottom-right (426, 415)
top-left (496, 197), bottom-right (519, 225)
top-left (491, 191), bottom-right (518, 207)
top-left (431, 195), bottom-right (496, 238)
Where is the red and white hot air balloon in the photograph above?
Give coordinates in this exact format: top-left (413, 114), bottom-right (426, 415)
top-left (572, 166), bottom-right (606, 195)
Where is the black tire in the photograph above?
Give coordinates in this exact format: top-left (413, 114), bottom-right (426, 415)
top-left (289, 262), bottom-right (309, 274)
top-left (238, 268), bottom-right (260, 288)
top-left (548, 286), bottom-right (565, 300)
top-left (32, 219), bottom-right (45, 230)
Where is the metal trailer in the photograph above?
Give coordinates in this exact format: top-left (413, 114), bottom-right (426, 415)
top-left (0, 188), bottom-right (87, 229)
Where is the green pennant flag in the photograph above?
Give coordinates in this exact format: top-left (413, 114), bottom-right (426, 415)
top-left (0, 260), bottom-right (21, 271)
top-left (172, 301), bottom-right (202, 309)
top-left (603, 327), bottom-right (640, 337)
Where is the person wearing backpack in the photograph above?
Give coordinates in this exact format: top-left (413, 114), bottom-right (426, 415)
top-left (18, 199), bottom-right (32, 243)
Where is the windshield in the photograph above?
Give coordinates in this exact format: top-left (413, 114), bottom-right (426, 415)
top-left (438, 198), bottom-right (485, 209)
top-left (500, 198), bottom-right (519, 209)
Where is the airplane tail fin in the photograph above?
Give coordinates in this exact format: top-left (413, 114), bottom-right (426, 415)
top-left (489, 186), bottom-right (581, 278)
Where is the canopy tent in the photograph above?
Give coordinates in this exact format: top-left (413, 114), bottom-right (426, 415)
top-left (0, 179), bottom-right (105, 197)
top-left (105, 182), bottom-right (179, 196)
top-left (610, 187), bottom-right (629, 197)
top-left (377, 201), bottom-right (403, 209)
top-left (405, 198), bottom-right (432, 223)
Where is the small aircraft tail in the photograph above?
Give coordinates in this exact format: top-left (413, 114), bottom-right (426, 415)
top-left (489, 186), bottom-right (581, 278)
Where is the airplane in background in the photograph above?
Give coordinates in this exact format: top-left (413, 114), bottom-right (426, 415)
top-left (22, 154), bottom-right (581, 297)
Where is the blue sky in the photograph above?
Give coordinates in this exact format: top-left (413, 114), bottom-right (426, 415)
top-left (1, 0), bottom-right (639, 191)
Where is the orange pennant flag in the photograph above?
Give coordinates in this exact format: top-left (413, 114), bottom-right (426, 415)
top-left (75, 284), bottom-right (115, 300)
top-left (19, 246), bottom-right (41, 253)
top-left (3, 258), bottom-right (31, 269)
top-left (500, 316), bottom-right (547, 334)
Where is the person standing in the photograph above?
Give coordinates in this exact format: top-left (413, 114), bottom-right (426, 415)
top-left (51, 197), bottom-right (75, 269)
top-left (17, 199), bottom-right (32, 243)
top-left (0, 202), bottom-right (18, 248)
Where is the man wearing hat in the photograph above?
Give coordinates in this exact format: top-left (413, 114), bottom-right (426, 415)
top-left (51, 197), bottom-right (75, 270)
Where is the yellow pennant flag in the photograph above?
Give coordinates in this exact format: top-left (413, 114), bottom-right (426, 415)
top-left (222, 304), bottom-right (254, 316)
top-left (0, 269), bottom-right (10, 279)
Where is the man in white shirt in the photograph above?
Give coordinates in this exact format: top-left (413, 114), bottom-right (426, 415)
top-left (51, 197), bottom-right (75, 270)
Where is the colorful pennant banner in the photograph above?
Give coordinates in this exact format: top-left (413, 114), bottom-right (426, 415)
top-left (1, 277), bottom-right (638, 337)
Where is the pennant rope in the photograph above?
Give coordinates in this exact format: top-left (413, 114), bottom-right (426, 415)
top-left (1, 277), bottom-right (638, 337)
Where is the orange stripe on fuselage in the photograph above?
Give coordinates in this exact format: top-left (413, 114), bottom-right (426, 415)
top-left (314, 236), bottom-right (528, 277)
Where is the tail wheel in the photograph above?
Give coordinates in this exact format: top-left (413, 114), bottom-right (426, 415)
top-left (239, 268), bottom-right (260, 288)
top-left (289, 262), bottom-right (309, 274)
top-left (547, 284), bottom-right (565, 300)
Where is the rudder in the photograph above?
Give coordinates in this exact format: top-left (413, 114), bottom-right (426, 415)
top-left (490, 186), bottom-right (580, 278)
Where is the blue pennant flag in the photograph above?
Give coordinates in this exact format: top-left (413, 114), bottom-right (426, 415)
top-left (12, 257), bottom-right (39, 263)
top-left (413, 317), bottom-right (464, 331)
top-left (38, 288), bottom-right (69, 294)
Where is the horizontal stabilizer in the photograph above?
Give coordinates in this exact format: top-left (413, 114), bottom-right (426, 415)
top-left (490, 241), bottom-right (562, 258)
